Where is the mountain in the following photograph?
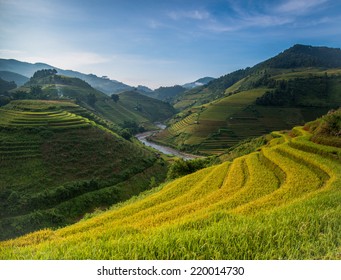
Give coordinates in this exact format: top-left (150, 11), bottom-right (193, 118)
top-left (0, 70), bottom-right (176, 239)
top-left (152, 44), bottom-right (341, 154)
top-left (7, 70), bottom-right (175, 130)
top-left (0, 71), bottom-right (29, 86)
top-left (182, 76), bottom-right (215, 89)
top-left (173, 44), bottom-right (341, 110)
top-left (136, 85), bottom-right (153, 93)
top-left (0, 99), bottom-right (168, 240)
top-left (256, 44), bottom-right (341, 69)
top-left (0, 77), bottom-right (16, 94)
top-left (138, 85), bottom-right (187, 103)
top-left (0, 59), bottom-right (132, 94)
top-left (1, 109), bottom-right (340, 259)
top-left (139, 78), bottom-right (216, 102)
top-left (0, 59), bottom-right (52, 77)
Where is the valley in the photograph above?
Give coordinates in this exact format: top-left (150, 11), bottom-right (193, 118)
top-left (136, 130), bottom-right (201, 160)
top-left (1, 109), bottom-right (340, 259)
top-left (0, 44), bottom-right (340, 260)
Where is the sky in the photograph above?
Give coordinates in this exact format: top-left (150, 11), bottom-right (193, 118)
top-left (1, 0), bottom-right (341, 88)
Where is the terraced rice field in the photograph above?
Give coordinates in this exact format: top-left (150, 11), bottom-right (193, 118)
top-left (0, 108), bottom-right (91, 130)
top-left (168, 113), bottom-right (199, 134)
top-left (1, 125), bottom-right (340, 259)
top-left (0, 141), bottom-right (42, 160)
top-left (153, 88), bottom-right (270, 151)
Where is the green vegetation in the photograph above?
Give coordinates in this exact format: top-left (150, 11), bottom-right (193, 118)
top-left (256, 74), bottom-right (338, 107)
top-left (152, 86), bottom-right (332, 155)
top-left (118, 91), bottom-right (176, 122)
top-left (155, 47), bottom-right (341, 155)
top-left (4, 70), bottom-right (176, 131)
top-left (305, 109), bottom-right (341, 148)
top-left (0, 45), bottom-right (340, 260)
top-left (0, 109), bottom-right (340, 259)
top-left (166, 157), bottom-right (212, 180)
top-left (257, 44), bottom-right (341, 69)
top-left (0, 100), bottom-right (168, 240)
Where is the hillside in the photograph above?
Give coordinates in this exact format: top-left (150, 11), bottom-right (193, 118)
top-left (0, 99), bottom-right (168, 240)
top-left (0, 78), bottom-right (16, 94)
top-left (9, 70), bottom-right (175, 130)
top-left (118, 91), bottom-right (176, 122)
top-left (154, 45), bottom-right (341, 154)
top-left (0, 71), bottom-right (29, 87)
top-left (140, 85), bottom-right (187, 103)
top-left (1, 109), bottom-right (340, 259)
top-left (173, 44), bottom-right (341, 110)
top-left (256, 44), bottom-right (341, 69)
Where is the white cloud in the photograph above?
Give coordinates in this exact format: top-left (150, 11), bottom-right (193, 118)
top-left (168, 10), bottom-right (210, 21)
top-left (243, 14), bottom-right (293, 27)
top-left (203, 0), bottom-right (329, 33)
top-left (276, 0), bottom-right (328, 14)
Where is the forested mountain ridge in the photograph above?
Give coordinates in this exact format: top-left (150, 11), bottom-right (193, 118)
top-left (173, 44), bottom-right (341, 110)
top-left (152, 44), bottom-right (341, 155)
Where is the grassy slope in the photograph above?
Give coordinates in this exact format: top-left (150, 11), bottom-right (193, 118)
top-left (0, 100), bottom-right (168, 240)
top-left (118, 91), bottom-right (176, 122)
top-left (15, 75), bottom-right (175, 128)
top-left (154, 68), bottom-right (340, 155)
top-left (1, 111), bottom-right (340, 259)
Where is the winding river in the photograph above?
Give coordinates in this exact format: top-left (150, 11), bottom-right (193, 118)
top-left (135, 129), bottom-right (200, 160)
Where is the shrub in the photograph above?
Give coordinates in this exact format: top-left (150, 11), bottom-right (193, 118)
top-left (167, 158), bottom-right (210, 180)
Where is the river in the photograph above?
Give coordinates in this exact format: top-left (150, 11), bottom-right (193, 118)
top-left (135, 130), bottom-right (201, 160)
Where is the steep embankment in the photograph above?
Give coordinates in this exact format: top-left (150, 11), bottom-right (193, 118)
top-left (0, 100), bottom-right (167, 240)
top-left (1, 109), bottom-right (340, 259)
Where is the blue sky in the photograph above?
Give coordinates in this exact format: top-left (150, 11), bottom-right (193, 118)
top-left (1, 0), bottom-right (341, 88)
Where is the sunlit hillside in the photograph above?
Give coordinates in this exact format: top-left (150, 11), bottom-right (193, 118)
top-left (1, 109), bottom-right (340, 260)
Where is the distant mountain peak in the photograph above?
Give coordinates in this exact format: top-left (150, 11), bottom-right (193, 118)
top-left (0, 58), bottom-right (133, 95)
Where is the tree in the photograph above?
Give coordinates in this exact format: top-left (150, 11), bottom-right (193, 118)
top-left (111, 94), bottom-right (119, 103)
top-left (120, 128), bottom-right (132, 140)
top-left (32, 69), bottom-right (57, 79)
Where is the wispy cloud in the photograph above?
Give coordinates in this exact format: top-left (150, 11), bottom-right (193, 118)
top-left (203, 13), bottom-right (293, 34)
top-left (168, 10), bottom-right (210, 21)
top-left (276, 0), bottom-right (328, 14)
top-left (203, 0), bottom-right (330, 33)
top-left (242, 14), bottom-right (293, 27)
